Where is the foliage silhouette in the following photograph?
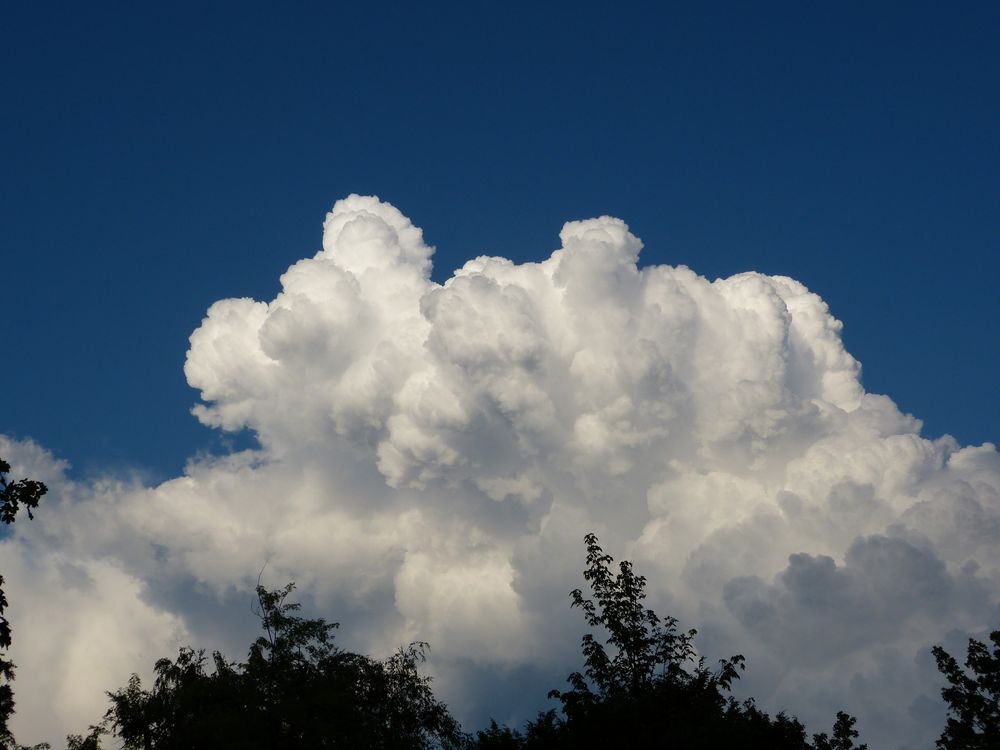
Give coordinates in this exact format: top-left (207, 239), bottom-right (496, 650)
top-left (812, 711), bottom-right (868, 750)
top-left (4, 449), bottom-right (992, 749)
top-left (932, 629), bottom-right (1000, 749)
top-left (97, 582), bottom-right (463, 750)
top-left (54, 532), bottom-right (883, 749)
top-left (0, 457), bottom-right (46, 748)
top-left (553, 532), bottom-right (743, 702)
top-left (466, 533), bottom-right (864, 750)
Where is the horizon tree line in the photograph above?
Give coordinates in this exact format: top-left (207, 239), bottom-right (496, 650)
top-left (0, 457), bottom-right (997, 749)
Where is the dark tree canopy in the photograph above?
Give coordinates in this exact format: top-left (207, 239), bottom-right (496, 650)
top-left (466, 533), bottom-right (864, 750)
top-left (812, 711), bottom-right (868, 750)
top-left (99, 582), bottom-right (463, 750)
top-left (9, 525), bottom-right (923, 749)
top-left (65, 532), bottom-right (876, 750)
top-left (933, 629), bottom-right (1000, 750)
top-left (7, 445), bottom-right (1000, 750)
top-left (0, 457), bottom-right (46, 747)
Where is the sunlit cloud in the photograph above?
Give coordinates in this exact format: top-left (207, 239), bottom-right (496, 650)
top-left (2, 195), bottom-right (997, 748)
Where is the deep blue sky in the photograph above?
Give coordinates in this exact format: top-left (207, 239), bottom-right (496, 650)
top-left (4, 2), bottom-right (998, 481)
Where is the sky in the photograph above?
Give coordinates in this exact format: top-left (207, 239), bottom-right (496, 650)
top-left (2, 2), bottom-right (999, 748)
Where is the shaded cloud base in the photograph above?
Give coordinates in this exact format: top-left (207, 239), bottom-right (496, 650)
top-left (2, 196), bottom-right (998, 748)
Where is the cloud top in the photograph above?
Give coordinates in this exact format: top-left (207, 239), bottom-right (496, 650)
top-left (3, 196), bottom-right (998, 748)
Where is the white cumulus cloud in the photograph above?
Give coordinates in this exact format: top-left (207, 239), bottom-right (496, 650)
top-left (2, 195), bottom-right (998, 748)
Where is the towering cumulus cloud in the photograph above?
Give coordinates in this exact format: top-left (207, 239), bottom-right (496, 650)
top-left (2, 195), bottom-right (998, 747)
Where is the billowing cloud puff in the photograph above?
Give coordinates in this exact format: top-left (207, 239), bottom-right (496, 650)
top-left (3, 195), bottom-right (999, 748)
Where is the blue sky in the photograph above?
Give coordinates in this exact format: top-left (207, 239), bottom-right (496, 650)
top-left (4, 2), bottom-right (998, 479)
top-left (3, 5), bottom-right (1000, 745)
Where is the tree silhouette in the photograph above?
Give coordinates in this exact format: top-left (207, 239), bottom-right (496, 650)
top-left (100, 582), bottom-right (463, 749)
top-left (933, 629), bottom-right (1000, 749)
top-left (0, 457), bottom-right (46, 747)
top-left (539, 532), bottom-right (799, 748)
top-left (554, 532), bottom-right (743, 704)
top-left (812, 711), bottom-right (868, 750)
top-left (66, 532), bottom-right (877, 749)
top-left (467, 533), bottom-right (865, 750)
